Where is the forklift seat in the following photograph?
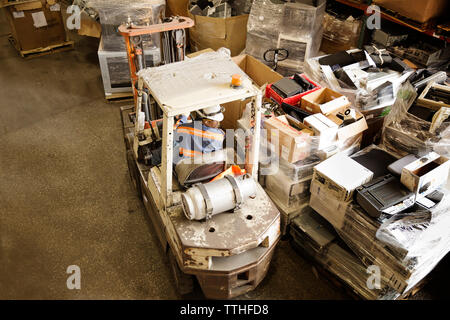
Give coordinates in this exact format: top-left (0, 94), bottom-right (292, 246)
top-left (175, 148), bottom-right (232, 188)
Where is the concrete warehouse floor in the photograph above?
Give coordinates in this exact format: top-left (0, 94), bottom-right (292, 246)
top-left (0, 13), bottom-right (449, 300)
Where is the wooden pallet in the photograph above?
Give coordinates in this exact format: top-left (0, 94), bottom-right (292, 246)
top-left (290, 237), bottom-right (428, 300)
top-left (8, 35), bottom-right (74, 59)
top-left (105, 91), bottom-right (134, 103)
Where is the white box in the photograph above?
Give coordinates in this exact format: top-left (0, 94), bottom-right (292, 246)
top-left (304, 113), bottom-right (338, 150)
top-left (400, 152), bottom-right (450, 199)
top-left (312, 152), bottom-right (374, 202)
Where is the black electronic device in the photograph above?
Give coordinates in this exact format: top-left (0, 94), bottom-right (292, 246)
top-left (334, 68), bottom-right (358, 89)
top-left (389, 57), bottom-right (411, 73)
top-left (271, 78), bottom-right (303, 98)
top-left (426, 189), bottom-right (444, 203)
top-left (281, 102), bottom-right (312, 122)
top-left (293, 74), bottom-right (314, 91)
top-left (318, 51), bottom-right (356, 69)
top-left (356, 174), bottom-right (415, 218)
top-left (352, 149), bottom-right (397, 179)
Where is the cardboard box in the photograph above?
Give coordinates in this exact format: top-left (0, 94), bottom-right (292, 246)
top-left (312, 152), bottom-right (374, 202)
top-left (373, 0), bottom-right (448, 23)
top-left (187, 10), bottom-right (249, 56)
top-left (220, 54), bottom-right (283, 130)
top-left (264, 114), bottom-right (313, 163)
top-left (304, 113), bottom-right (338, 150)
top-left (309, 179), bottom-right (350, 230)
top-left (336, 111), bottom-right (368, 143)
top-left (401, 152), bottom-right (450, 199)
top-left (166, 0), bottom-right (189, 17)
top-left (301, 87), bottom-right (351, 115)
top-left (417, 82), bottom-right (450, 110)
top-left (78, 11), bottom-right (101, 38)
top-left (5, 0), bottom-right (67, 52)
top-left (265, 170), bottom-right (311, 208)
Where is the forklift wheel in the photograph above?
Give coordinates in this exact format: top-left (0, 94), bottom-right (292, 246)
top-left (126, 150), bottom-right (142, 199)
top-left (168, 249), bottom-right (194, 296)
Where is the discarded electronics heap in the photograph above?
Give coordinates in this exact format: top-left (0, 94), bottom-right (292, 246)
top-left (259, 46), bottom-right (450, 299)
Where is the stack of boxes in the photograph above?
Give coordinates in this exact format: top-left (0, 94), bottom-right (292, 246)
top-left (290, 79), bottom-right (450, 298)
top-left (260, 74), bottom-right (367, 234)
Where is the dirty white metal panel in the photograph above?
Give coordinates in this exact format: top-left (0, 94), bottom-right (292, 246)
top-left (170, 183), bottom-right (279, 256)
top-left (138, 52), bottom-right (261, 116)
top-left (161, 114), bottom-right (174, 207)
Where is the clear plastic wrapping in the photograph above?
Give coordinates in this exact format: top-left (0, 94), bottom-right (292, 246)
top-left (99, 46), bottom-right (161, 88)
top-left (381, 81), bottom-right (450, 158)
top-left (375, 191), bottom-right (450, 259)
top-left (265, 169), bottom-right (312, 208)
top-left (303, 51), bottom-right (414, 113)
top-left (290, 211), bottom-right (399, 300)
top-left (322, 13), bottom-right (362, 50)
top-left (230, 0), bottom-right (253, 16)
top-left (310, 174), bottom-right (450, 295)
top-left (245, 0), bottom-right (325, 76)
top-left (86, 0), bottom-right (166, 51)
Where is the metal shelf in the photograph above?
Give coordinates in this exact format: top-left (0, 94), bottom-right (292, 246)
top-left (334, 0), bottom-right (450, 44)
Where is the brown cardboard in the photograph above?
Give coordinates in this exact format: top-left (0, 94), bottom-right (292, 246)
top-left (187, 11), bottom-right (248, 57)
top-left (78, 11), bottom-right (101, 38)
top-left (374, 0), bottom-right (448, 23)
top-left (301, 87), bottom-right (351, 115)
top-left (166, 0), bottom-right (189, 17)
top-left (264, 115), bottom-right (312, 163)
top-left (221, 54), bottom-right (283, 130)
top-left (336, 111), bottom-right (368, 142)
top-left (5, 0), bottom-right (66, 52)
top-left (400, 152), bottom-right (450, 199)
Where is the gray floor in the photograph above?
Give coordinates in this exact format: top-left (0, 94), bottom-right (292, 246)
top-left (0, 13), bottom-right (448, 300)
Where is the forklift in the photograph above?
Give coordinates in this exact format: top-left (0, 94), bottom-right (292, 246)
top-left (119, 18), bottom-right (281, 299)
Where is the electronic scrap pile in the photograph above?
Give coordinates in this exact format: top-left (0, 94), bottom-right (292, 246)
top-left (247, 40), bottom-right (450, 299)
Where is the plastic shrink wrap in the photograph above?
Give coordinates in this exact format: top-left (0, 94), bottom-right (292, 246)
top-left (321, 13), bottom-right (362, 53)
top-left (303, 50), bottom-right (414, 114)
top-left (246, 0), bottom-right (325, 76)
top-left (290, 210), bottom-right (400, 300)
top-left (381, 82), bottom-right (450, 158)
top-left (86, 0), bottom-right (166, 51)
top-left (309, 158), bottom-right (450, 296)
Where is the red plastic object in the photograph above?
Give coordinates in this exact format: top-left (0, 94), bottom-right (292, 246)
top-left (266, 74), bottom-right (321, 106)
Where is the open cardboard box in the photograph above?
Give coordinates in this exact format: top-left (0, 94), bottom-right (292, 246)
top-left (301, 87), bottom-right (351, 115)
top-left (264, 114), bottom-right (313, 163)
top-left (187, 7), bottom-right (249, 56)
top-left (220, 54), bottom-right (283, 130)
top-left (401, 152), bottom-right (450, 200)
